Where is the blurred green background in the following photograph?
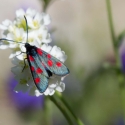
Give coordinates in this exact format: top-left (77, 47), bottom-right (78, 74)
top-left (0, 0), bottom-right (124, 125)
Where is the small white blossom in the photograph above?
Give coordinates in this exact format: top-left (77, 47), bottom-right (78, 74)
top-left (11, 44), bottom-right (67, 96)
top-left (16, 8), bottom-right (37, 18)
top-left (0, 8), bottom-right (68, 96)
top-left (0, 19), bottom-right (12, 30)
top-left (0, 8), bottom-right (51, 52)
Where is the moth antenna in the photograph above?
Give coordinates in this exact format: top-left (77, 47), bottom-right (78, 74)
top-left (24, 15), bottom-right (28, 43)
top-left (0, 38), bottom-right (25, 44)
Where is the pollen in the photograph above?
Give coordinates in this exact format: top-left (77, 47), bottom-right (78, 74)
top-left (38, 34), bottom-right (42, 40)
top-left (35, 78), bottom-right (40, 84)
top-left (15, 36), bottom-right (23, 42)
top-left (29, 38), bottom-right (34, 42)
top-left (33, 20), bottom-right (39, 28)
top-left (47, 60), bottom-right (53, 67)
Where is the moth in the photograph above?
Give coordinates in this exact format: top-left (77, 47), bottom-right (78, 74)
top-left (0, 16), bottom-right (69, 93)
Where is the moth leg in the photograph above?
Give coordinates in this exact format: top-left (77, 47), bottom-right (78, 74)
top-left (22, 58), bottom-right (27, 72)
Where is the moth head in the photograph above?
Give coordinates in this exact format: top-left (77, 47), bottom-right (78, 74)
top-left (25, 43), bottom-right (30, 48)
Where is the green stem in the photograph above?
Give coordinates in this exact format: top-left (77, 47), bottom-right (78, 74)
top-left (56, 92), bottom-right (84, 125)
top-left (49, 96), bottom-right (73, 125)
top-left (106, 0), bottom-right (116, 44)
top-left (106, 0), bottom-right (121, 66)
top-left (106, 0), bottom-right (125, 121)
top-left (42, 97), bottom-right (51, 125)
top-left (106, 0), bottom-right (121, 67)
top-left (42, 0), bottom-right (50, 12)
top-left (43, 0), bottom-right (56, 12)
top-left (42, 0), bottom-right (80, 124)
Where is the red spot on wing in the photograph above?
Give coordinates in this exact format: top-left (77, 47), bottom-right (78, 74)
top-left (36, 68), bottom-right (43, 74)
top-left (37, 48), bottom-right (42, 55)
top-left (47, 54), bottom-right (51, 58)
top-left (31, 66), bottom-right (35, 71)
top-left (47, 60), bottom-right (53, 67)
top-left (29, 56), bottom-right (34, 61)
top-left (35, 77), bottom-right (40, 84)
top-left (56, 62), bottom-right (62, 67)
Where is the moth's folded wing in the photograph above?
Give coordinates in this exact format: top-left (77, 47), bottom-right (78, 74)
top-left (36, 48), bottom-right (70, 76)
top-left (28, 55), bottom-right (49, 93)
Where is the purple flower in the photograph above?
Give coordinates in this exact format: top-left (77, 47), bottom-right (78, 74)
top-left (119, 38), bottom-right (125, 72)
top-left (114, 117), bottom-right (124, 125)
top-left (7, 75), bottom-right (44, 110)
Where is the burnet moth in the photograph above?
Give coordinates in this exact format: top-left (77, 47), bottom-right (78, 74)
top-left (0, 16), bottom-right (70, 93)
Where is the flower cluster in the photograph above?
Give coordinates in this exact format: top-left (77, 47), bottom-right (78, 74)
top-left (0, 8), bottom-right (67, 96)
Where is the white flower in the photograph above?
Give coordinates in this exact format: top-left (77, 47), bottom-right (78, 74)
top-left (16, 8), bottom-right (37, 18)
top-left (11, 44), bottom-right (67, 96)
top-left (0, 19), bottom-right (12, 30)
top-left (0, 8), bottom-right (69, 96)
top-left (0, 8), bottom-right (51, 52)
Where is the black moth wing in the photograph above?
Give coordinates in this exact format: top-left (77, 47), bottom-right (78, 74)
top-left (36, 47), bottom-right (70, 76)
top-left (27, 49), bottom-right (49, 93)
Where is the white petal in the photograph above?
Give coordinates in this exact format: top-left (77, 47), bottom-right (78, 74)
top-left (2, 19), bottom-right (12, 26)
top-left (48, 88), bottom-right (55, 95)
top-left (29, 86), bottom-right (35, 95)
top-left (26, 8), bottom-right (36, 17)
top-left (35, 90), bottom-right (43, 97)
top-left (41, 44), bottom-right (52, 53)
top-left (27, 16), bottom-right (35, 28)
top-left (0, 24), bottom-right (8, 30)
top-left (56, 82), bottom-right (65, 92)
top-left (15, 91), bottom-right (18, 93)
top-left (11, 66), bottom-right (22, 75)
top-left (34, 13), bottom-right (42, 22)
top-left (0, 19), bottom-right (12, 30)
top-left (9, 43), bottom-right (17, 48)
top-left (49, 83), bottom-right (57, 88)
top-left (49, 75), bottom-right (61, 85)
top-left (42, 13), bottom-right (51, 25)
top-left (16, 9), bottom-right (25, 17)
top-left (20, 45), bottom-right (26, 52)
top-left (9, 53), bottom-right (16, 59)
top-left (42, 37), bottom-right (52, 43)
top-left (44, 88), bottom-right (50, 95)
top-left (50, 46), bottom-right (59, 56)
top-left (58, 55), bottom-right (67, 63)
top-left (27, 79), bottom-right (34, 86)
top-left (11, 57), bottom-right (21, 65)
top-left (16, 51), bottom-right (24, 60)
top-left (35, 37), bottom-right (42, 45)
top-left (0, 45), bottom-right (9, 49)
top-left (14, 83), bottom-right (29, 93)
top-left (61, 76), bottom-right (66, 81)
top-left (50, 46), bottom-right (67, 62)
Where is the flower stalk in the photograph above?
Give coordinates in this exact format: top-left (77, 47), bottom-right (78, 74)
top-left (106, 0), bottom-right (116, 45)
top-left (49, 96), bottom-right (73, 125)
top-left (106, 0), bottom-right (125, 121)
top-left (56, 92), bottom-right (84, 125)
top-left (41, 1), bottom-right (84, 124)
top-left (106, 0), bottom-right (121, 68)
